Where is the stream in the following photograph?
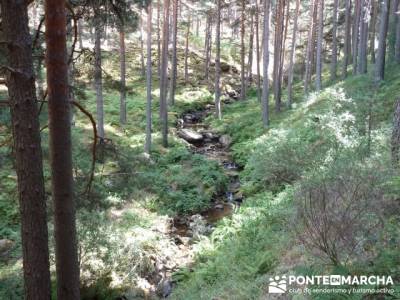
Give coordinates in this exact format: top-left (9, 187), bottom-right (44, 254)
top-left (172, 103), bottom-right (243, 238)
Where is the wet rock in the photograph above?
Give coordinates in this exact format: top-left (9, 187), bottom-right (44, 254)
top-left (178, 129), bottom-right (204, 143)
top-left (219, 135), bottom-right (232, 147)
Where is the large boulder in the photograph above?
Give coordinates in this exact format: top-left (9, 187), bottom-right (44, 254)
top-left (178, 129), bottom-right (204, 143)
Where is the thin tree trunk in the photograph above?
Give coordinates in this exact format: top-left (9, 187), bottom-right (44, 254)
top-left (357, 0), bottom-right (370, 74)
top-left (352, 0), bottom-right (361, 74)
top-left (184, 13), bottom-right (191, 84)
top-left (145, 2), bottom-right (153, 154)
top-left (262, 0), bottom-right (271, 127)
top-left (94, 18), bottom-right (105, 140)
top-left (304, 0), bottom-right (317, 93)
top-left (395, 0), bottom-right (400, 62)
top-left (157, 0), bottom-right (161, 77)
top-left (375, 0), bottom-right (390, 83)
top-left (119, 27), bottom-right (126, 124)
top-left (45, 0), bottom-right (80, 298)
top-left (370, 0), bottom-right (378, 63)
top-left (287, 0), bottom-right (300, 107)
top-left (389, 0), bottom-right (399, 58)
top-left (343, 0), bottom-right (352, 78)
top-left (391, 99), bottom-right (400, 165)
top-left (1, 2), bottom-right (51, 299)
top-left (316, 0), bottom-right (324, 91)
top-left (240, 0), bottom-right (246, 100)
top-left (273, 0), bottom-right (284, 110)
top-left (160, 0), bottom-right (170, 147)
top-left (204, 13), bottom-right (212, 81)
top-left (215, 0), bottom-right (222, 119)
top-left (278, 0), bottom-right (289, 109)
top-left (330, 0), bottom-right (338, 80)
top-left (255, 0), bottom-right (261, 103)
top-left (169, 0), bottom-right (179, 105)
top-left (140, 8), bottom-right (146, 77)
top-left (247, 9), bottom-right (254, 87)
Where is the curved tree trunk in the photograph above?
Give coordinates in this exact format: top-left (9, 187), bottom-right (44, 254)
top-left (1, 2), bottom-right (51, 299)
top-left (45, 0), bottom-right (81, 298)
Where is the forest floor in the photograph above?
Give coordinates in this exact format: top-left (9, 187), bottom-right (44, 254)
top-left (1, 41), bottom-right (400, 300)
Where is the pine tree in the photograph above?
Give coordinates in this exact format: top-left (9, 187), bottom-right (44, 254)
top-left (262, 0), bottom-right (271, 127)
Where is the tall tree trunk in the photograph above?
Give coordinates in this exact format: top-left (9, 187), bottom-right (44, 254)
top-left (375, 0), bottom-right (390, 83)
top-left (157, 0), bottom-right (161, 77)
top-left (247, 9), bottom-right (254, 87)
top-left (204, 13), bottom-right (211, 80)
top-left (352, 0), bottom-right (361, 74)
top-left (196, 17), bottom-right (200, 36)
top-left (315, 0), bottom-right (324, 91)
top-left (342, 0), bottom-right (352, 78)
top-left (304, 0), bottom-right (317, 93)
top-left (119, 26), bottom-right (126, 124)
top-left (94, 18), bottom-right (105, 140)
top-left (273, 0), bottom-right (284, 110)
top-left (389, 0), bottom-right (399, 58)
top-left (262, 0), bottom-right (271, 127)
top-left (357, 0), bottom-right (370, 74)
top-left (278, 0), bottom-right (289, 108)
top-left (1, 2), bottom-right (51, 299)
top-left (145, 2), bottom-right (153, 154)
top-left (330, 0), bottom-right (339, 80)
top-left (370, 0), bottom-right (378, 63)
top-left (255, 0), bottom-right (261, 103)
top-left (140, 8), bottom-right (146, 77)
top-left (45, 0), bottom-right (81, 298)
top-left (240, 0), bottom-right (246, 100)
top-left (215, 0), bottom-right (222, 119)
top-left (395, 0), bottom-right (400, 62)
top-left (392, 99), bottom-right (400, 165)
top-left (169, 0), bottom-right (179, 105)
top-left (287, 0), bottom-right (300, 107)
top-left (160, 0), bottom-right (170, 147)
top-left (184, 14), bottom-right (191, 84)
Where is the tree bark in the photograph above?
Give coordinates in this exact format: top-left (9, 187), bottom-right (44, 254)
top-left (370, 0), bottom-right (378, 63)
top-left (78, 19), bottom-right (84, 49)
top-left (94, 16), bottom-right (105, 140)
top-left (184, 13), bottom-right (191, 84)
top-left (255, 0), bottom-right (261, 103)
top-left (395, 0), bottom-right (400, 62)
top-left (389, 0), bottom-right (399, 58)
top-left (157, 0), bottom-right (161, 77)
top-left (119, 27), bottom-right (127, 124)
top-left (273, 0), bottom-right (284, 110)
top-left (240, 0), bottom-right (246, 100)
top-left (357, 0), bottom-right (370, 74)
top-left (145, 2), bottom-right (153, 154)
top-left (352, 0), bottom-right (361, 74)
top-left (140, 8), bottom-right (146, 77)
top-left (342, 0), bottom-right (352, 78)
top-left (262, 0), bottom-right (271, 127)
top-left (304, 0), bottom-right (317, 93)
top-left (375, 0), bottom-right (390, 83)
top-left (45, 0), bottom-right (81, 298)
top-left (160, 0), bottom-right (170, 147)
top-left (1, 2), bottom-right (51, 299)
top-left (315, 0), bottom-right (324, 91)
top-left (287, 0), bottom-right (300, 107)
top-left (204, 13), bottom-right (211, 80)
top-left (215, 0), bottom-right (222, 119)
top-left (330, 0), bottom-right (339, 80)
top-left (392, 99), bottom-right (400, 165)
top-left (247, 8), bottom-right (254, 87)
top-left (169, 0), bottom-right (179, 105)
